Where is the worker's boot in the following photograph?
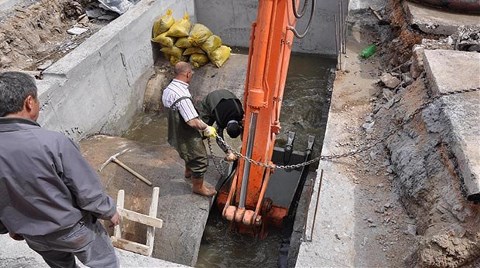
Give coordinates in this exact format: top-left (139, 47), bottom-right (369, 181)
top-left (192, 177), bottom-right (217, 197)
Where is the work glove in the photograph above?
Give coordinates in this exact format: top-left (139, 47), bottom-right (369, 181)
top-left (203, 126), bottom-right (217, 138)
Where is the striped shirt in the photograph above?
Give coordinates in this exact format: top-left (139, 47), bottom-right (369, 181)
top-left (162, 79), bottom-right (199, 122)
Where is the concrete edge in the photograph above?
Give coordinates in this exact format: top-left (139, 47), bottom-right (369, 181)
top-left (403, 1), bottom-right (480, 35)
top-left (0, 235), bottom-right (191, 268)
top-left (423, 48), bottom-right (480, 198)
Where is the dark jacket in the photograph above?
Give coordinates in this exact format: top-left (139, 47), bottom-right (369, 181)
top-left (0, 118), bottom-right (116, 236)
top-left (200, 89), bottom-right (243, 131)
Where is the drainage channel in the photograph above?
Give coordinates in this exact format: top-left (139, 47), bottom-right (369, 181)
top-left (123, 53), bottom-right (336, 267)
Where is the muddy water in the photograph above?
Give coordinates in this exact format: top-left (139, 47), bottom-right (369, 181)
top-left (277, 54), bottom-right (336, 159)
top-left (195, 54), bottom-right (336, 268)
top-left (123, 53), bottom-right (335, 267)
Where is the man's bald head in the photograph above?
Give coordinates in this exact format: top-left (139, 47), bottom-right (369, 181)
top-left (174, 62), bottom-right (192, 76)
top-left (174, 62), bottom-right (194, 83)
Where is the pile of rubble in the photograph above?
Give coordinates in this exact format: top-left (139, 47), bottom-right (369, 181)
top-left (363, 2), bottom-right (480, 266)
top-left (0, 0), bottom-right (124, 71)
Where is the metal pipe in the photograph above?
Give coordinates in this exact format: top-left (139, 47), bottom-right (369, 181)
top-left (334, 14), bottom-right (340, 70)
top-left (340, 0), bottom-right (346, 54)
top-left (305, 169), bottom-right (324, 242)
top-left (239, 112), bottom-right (258, 209)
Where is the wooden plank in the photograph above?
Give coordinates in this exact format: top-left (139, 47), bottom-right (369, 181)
top-left (146, 187), bottom-right (160, 256)
top-left (114, 190), bottom-right (125, 239)
top-left (118, 207), bottom-right (163, 228)
top-left (111, 236), bottom-right (149, 256)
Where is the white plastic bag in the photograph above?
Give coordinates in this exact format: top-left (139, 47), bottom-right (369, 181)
top-left (98, 0), bottom-right (132, 14)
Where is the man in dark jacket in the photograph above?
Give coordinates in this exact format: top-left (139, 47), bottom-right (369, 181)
top-left (200, 89), bottom-right (244, 161)
top-left (0, 71), bottom-right (120, 268)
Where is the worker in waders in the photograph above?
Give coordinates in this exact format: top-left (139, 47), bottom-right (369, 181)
top-left (200, 89), bottom-right (244, 162)
top-left (162, 62), bottom-right (217, 197)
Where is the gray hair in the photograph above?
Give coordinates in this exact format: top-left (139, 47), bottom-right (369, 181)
top-left (0, 72), bottom-right (38, 117)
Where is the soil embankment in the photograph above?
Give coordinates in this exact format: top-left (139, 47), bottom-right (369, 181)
top-left (356, 1), bottom-right (480, 266)
top-left (0, 0), bottom-right (112, 71)
top-left (298, 1), bottom-right (480, 267)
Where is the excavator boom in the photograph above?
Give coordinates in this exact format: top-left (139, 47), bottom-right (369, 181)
top-left (218, 0), bottom-right (305, 230)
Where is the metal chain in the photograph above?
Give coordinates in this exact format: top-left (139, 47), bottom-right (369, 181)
top-left (206, 138), bottom-right (226, 176)
top-left (208, 86), bottom-right (480, 170)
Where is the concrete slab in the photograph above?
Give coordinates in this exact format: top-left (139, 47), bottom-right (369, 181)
top-left (423, 49), bottom-right (480, 199)
top-left (441, 92), bottom-right (480, 199)
top-left (297, 161), bottom-right (356, 267)
top-left (348, 0), bottom-right (385, 11)
top-left (0, 0), bottom-right (21, 11)
top-left (190, 53), bottom-right (248, 102)
top-left (404, 1), bottom-right (480, 35)
top-left (424, 49), bottom-right (480, 94)
top-left (80, 135), bottom-right (219, 267)
top-left (296, 15), bottom-right (418, 266)
top-left (297, 38), bottom-right (378, 268)
top-left (0, 235), bottom-right (189, 267)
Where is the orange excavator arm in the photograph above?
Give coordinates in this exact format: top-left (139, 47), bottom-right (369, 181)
top-left (219, 0), bottom-right (310, 229)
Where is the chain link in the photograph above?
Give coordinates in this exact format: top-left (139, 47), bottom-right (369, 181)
top-left (206, 138), bottom-right (226, 176)
top-left (206, 87), bottom-right (480, 170)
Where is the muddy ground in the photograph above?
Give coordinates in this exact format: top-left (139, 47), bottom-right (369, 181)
top-left (330, 1), bottom-right (480, 267)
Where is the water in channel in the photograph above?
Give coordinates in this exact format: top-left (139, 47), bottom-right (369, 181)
top-left (123, 53), bottom-right (336, 267)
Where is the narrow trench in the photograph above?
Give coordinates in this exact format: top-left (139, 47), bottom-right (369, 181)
top-left (123, 53), bottom-right (336, 267)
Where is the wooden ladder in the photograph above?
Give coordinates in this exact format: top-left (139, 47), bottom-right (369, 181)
top-left (110, 187), bottom-right (163, 256)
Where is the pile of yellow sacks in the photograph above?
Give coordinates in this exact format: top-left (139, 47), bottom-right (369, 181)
top-left (152, 10), bottom-right (231, 68)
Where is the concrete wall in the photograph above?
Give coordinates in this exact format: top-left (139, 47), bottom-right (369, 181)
top-left (37, 0), bottom-right (195, 141)
top-left (0, 0), bottom-right (22, 12)
top-left (194, 0), bottom-right (340, 55)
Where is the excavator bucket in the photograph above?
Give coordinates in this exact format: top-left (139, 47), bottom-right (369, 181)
top-left (262, 133), bottom-right (315, 226)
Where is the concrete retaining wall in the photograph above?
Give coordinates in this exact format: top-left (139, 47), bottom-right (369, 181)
top-left (37, 0), bottom-right (195, 142)
top-left (194, 0), bottom-right (340, 55)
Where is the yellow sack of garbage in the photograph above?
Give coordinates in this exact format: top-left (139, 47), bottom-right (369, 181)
top-left (152, 9), bottom-right (175, 38)
top-left (209, 45), bottom-right (231, 68)
top-left (152, 32), bottom-right (176, 47)
top-left (175, 37), bottom-right (192, 48)
top-left (170, 55), bottom-right (188, 66)
top-left (188, 24), bottom-right (213, 46)
top-left (189, 53), bottom-right (209, 68)
top-left (200, 35), bottom-right (222, 55)
top-left (160, 46), bottom-right (184, 59)
top-left (183, 47), bottom-right (205, 56)
top-left (166, 13), bottom-right (191, 38)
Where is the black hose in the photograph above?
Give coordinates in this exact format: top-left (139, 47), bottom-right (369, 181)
top-left (289, 0), bottom-right (315, 39)
top-left (291, 0), bottom-right (309, 18)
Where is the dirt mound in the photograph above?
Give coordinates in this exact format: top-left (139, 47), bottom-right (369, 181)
top-left (0, 0), bottom-right (109, 71)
